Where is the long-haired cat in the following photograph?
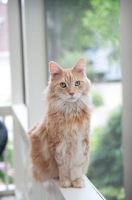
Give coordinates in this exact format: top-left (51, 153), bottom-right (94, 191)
top-left (28, 58), bottom-right (92, 188)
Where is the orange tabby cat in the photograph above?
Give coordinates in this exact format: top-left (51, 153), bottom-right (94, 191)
top-left (28, 58), bottom-right (92, 188)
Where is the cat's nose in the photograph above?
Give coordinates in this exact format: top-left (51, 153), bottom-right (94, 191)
top-left (69, 92), bottom-right (75, 96)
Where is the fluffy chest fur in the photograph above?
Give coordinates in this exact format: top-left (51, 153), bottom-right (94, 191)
top-left (45, 100), bottom-right (91, 166)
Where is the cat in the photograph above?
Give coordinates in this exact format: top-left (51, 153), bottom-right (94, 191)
top-left (28, 58), bottom-right (92, 188)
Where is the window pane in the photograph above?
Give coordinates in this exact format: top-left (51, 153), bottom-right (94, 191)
top-left (45, 0), bottom-right (124, 199)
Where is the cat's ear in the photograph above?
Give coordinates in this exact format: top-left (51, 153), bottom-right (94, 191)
top-left (72, 58), bottom-right (85, 74)
top-left (49, 61), bottom-right (63, 79)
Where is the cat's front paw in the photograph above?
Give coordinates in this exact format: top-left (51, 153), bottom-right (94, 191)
top-left (72, 178), bottom-right (85, 188)
top-left (60, 177), bottom-right (72, 188)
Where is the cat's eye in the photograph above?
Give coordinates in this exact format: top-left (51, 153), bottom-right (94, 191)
top-left (75, 81), bottom-right (80, 86)
top-left (60, 82), bottom-right (66, 88)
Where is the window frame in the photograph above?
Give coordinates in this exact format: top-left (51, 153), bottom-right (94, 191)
top-left (121, 0), bottom-right (132, 199)
top-left (8, 0), bottom-right (132, 199)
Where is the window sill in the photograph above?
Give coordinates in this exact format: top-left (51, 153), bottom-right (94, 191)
top-left (43, 176), bottom-right (105, 200)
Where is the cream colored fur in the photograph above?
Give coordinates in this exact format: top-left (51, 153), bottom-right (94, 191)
top-left (28, 58), bottom-right (92, 188)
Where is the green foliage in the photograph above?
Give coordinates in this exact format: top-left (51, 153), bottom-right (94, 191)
top-left (91, 90), bottom-right (104, 107)
top-left (100, 186), bottom-right (125, 200)
top-left (57, 51), bottom-right (85, 69)
top-left (46, 0), bottom-right (91, 60)
top-left (88, 107), bottom-right (124, 199)
top-left (86, 67), bottom-right (106, 82)
top-left (0, 169), bottom-right (5, 183)
top-left (7, 141), bottom-right (14, 169)
top-left (0, 141), bottom-right (14, 184)
top-left (82, 0), bottom-right (119, 47)
top-left (46, 0), bottom-right (119, 61)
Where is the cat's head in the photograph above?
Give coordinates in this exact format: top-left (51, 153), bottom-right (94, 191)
top-left (47, 58), bottom-right (91, 103)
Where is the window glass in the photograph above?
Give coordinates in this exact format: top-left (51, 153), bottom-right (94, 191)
top-left (45, 0), bottom-right (124, 199)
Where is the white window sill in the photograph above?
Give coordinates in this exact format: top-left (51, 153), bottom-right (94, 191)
top-left (43, 176), bottom-right (105, 200)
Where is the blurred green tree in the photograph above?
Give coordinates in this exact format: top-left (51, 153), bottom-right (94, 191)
top-left (91, 90), bottom-right (104, 107)
top-left (82, 0), bottom-right (119, 47)
top-left (88, 107), bottom-right (124, 200)
top-left (46, 0), bottom-right (119, 61)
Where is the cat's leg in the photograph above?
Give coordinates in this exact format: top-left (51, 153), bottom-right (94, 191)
top-left (55, 153), bottom-right (72, 188)
top-left (58, 164), bottom-right (72, 188)
top-left (70, 163), bottom-right (85, 188)
top-left (70, 135), bottom-right (90, 188)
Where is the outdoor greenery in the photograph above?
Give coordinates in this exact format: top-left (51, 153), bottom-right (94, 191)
top-left (91, 90), bottom-right (104, 107)
top-left (60, 0), bottom-right (118, 50)
top-left (56, 51), bottom-right (84, 69)
top-left (0, 141), bottom-right (14, 184)
top-left (88, 107), bottom-right (124, 200)
top-left (46, 0), bottom-right (119, 69)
